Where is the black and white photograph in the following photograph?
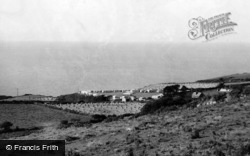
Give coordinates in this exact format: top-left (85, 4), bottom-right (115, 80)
top-left (0, 0), bottom-right (250, 155)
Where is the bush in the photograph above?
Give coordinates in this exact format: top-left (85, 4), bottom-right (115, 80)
top-left (213, 93), bottom-right (226, 101)
top-left (69, 118), bottom-right (91, 127)
top-left (140, 98), bottom-right (168, 115)
top-left (60, 120), bottom-right (68, 125)
top-left (56, 93), bottom-right (109, 104)
top-left (66, 149), bottom-right (83, 156)
top-left (191, 129), bottom-right (201, 139)
top-left (57, 120), bottom-right (70, 129)
top-left (104, 114), bottom-right (133, 123)
top-left (230, 89), bottom-right (242, 99)
top-left (242, 86), bottom-right (250, 95)
top-left (163, 85), bottom-right (180, 97)
top-left (15, 126), bottom-right (20, 131)
top-left (70, 118), bottom-right (81, 123)
top-left (90, 114), bottom-right (107, 123)
top-left (0, 96), bottom-right (12, 100)
top-left (72, 121), bottom-right (92, 128)
top-left (140, 94), bottom-right (191, 115)
top-left (65, 136), bottom-right (80, 142)
top-left (0, 121), bottom-right (13, 132)
top-left (235, 143), bottom-right (250, 156)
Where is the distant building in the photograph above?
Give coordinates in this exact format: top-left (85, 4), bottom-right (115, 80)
top-left (178, 85), bottom-right (189, 92)
top-left (219, 88), bottom-right (232, 93)
top-left (225, 93), bottom-right (232, 102)
top-left (111, 95), bottom-right (118, 101)
top-left (124, 91), bottom-right (132, 95)
top-left (138, 97), bottom-right (146, 101)
top-left (192, 92), bottom-right (204, 99)
top-left (130, 96), bottom-right (136, 101)
top-left (121, 96), bottom-right (127, 102)
top-left (152, 93), bottom-right (163, 99)
top-left (156, 89), bottom-right (161, 93)
top-left (79, 90), bottom-right (91, 95)
top-left (205, 99), bottom-right (217, 105)
top-left (120, 96), bottom-right (133, 102)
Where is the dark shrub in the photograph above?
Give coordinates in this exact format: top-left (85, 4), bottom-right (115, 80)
top-left (140, 98), bottom-right (168, 115)
top-left (15, 126), bottom-right (20, 131)
top-left (66, 149), bottom-right (82, 156)
top-left (140, 91), bottom-right (192, 115)
top-left (90, 114), bottom-right (107, 123)
top-left (191, 129), bottom-right (200, 139)
top-left (57, 120), bottom-right (70, 129)
top-left (242, 86), bottom-right (250, 95)
top-left (163, 85), bottom-right (180, 97)
top-left (69, 118), bottom-right (92, 127)
top-left (65, 136), bottom-right (80, 142)
top-left (70, 118), bottom-right (81, 123)
top-left (125, 147), bottom-right (134, 156)
top-left (104, 114), bottom-right (133, 123)
top-left (229, 85), bottom-right (245, 99)
top-left (72, 121), bottom-right (91, 128)
top-left (119, 113), bottom-right (133, 118)
top-left (56, 93), bottom-right (109, 104)
top-left (235, 143), bottom-right (250, 156)
top-left (60, 120), bottom-right (68, 125)
top-left (0, 121), bottom-right (13, 131)
top-left (213, 148), bottom-right (225, 156)
top-left (230, 89), bottom-right (242, 99)
top-left (0, 95), bottom-right (12, 100)
top-left (183, 126), bottom-right (192, 132)
top-left (213, 93), bottom-right (227, 102)
top-left (141, 98), bottom-right (165, 115)
top-left (104, 117), bottom-right (117, 122)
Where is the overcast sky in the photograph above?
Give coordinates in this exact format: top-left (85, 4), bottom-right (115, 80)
top-left (0, 0), bottom-right (250, 96)
top-left (0, 0), bottom-right (249, 43)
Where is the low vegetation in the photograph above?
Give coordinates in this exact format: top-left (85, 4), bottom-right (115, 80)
top-left (0, 95), bottom-right (12, 100)
top-left (0, 104), bottom-right (90, 130)
top-left (197, 73), bottom-right (250, 83)
top-left (3, 83), bottom-right (250, 156)
top-left (2, 76), bottom-right (250, 155)
top-left (140, 85), bottom-right (193, 115)
top-left (57, 115), bottom-right (108, 129)
top-left (0, 121), bottom-right (13, 132)
top-left (56, 93), bottom-right (109, 103)
top-left (17, 96), bottom-right (249, 156)
top-left (0, 121), bottom-right (42, 140)
top-left (242, 86), bottom-right (250, 96)
top-left (140, 83), bottom-right (250, 116)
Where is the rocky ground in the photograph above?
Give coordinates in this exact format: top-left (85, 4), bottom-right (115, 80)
top-left (10, 99), bottom-right (250, 156)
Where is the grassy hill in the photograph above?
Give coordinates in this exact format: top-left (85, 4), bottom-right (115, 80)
top-left (0, 95), bottom-right (12, 100)
top-left (0, 104), bottom-right (90, 129)
top-left (197, 73), bottom-right (250, 83)
top-left (9, 98), bottom-right (250, 156)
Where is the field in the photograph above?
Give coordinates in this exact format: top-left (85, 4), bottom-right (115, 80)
top-left (0, 104), bottom-right (91, 129)
top-left (47, 102), bottom-right (145, 115)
